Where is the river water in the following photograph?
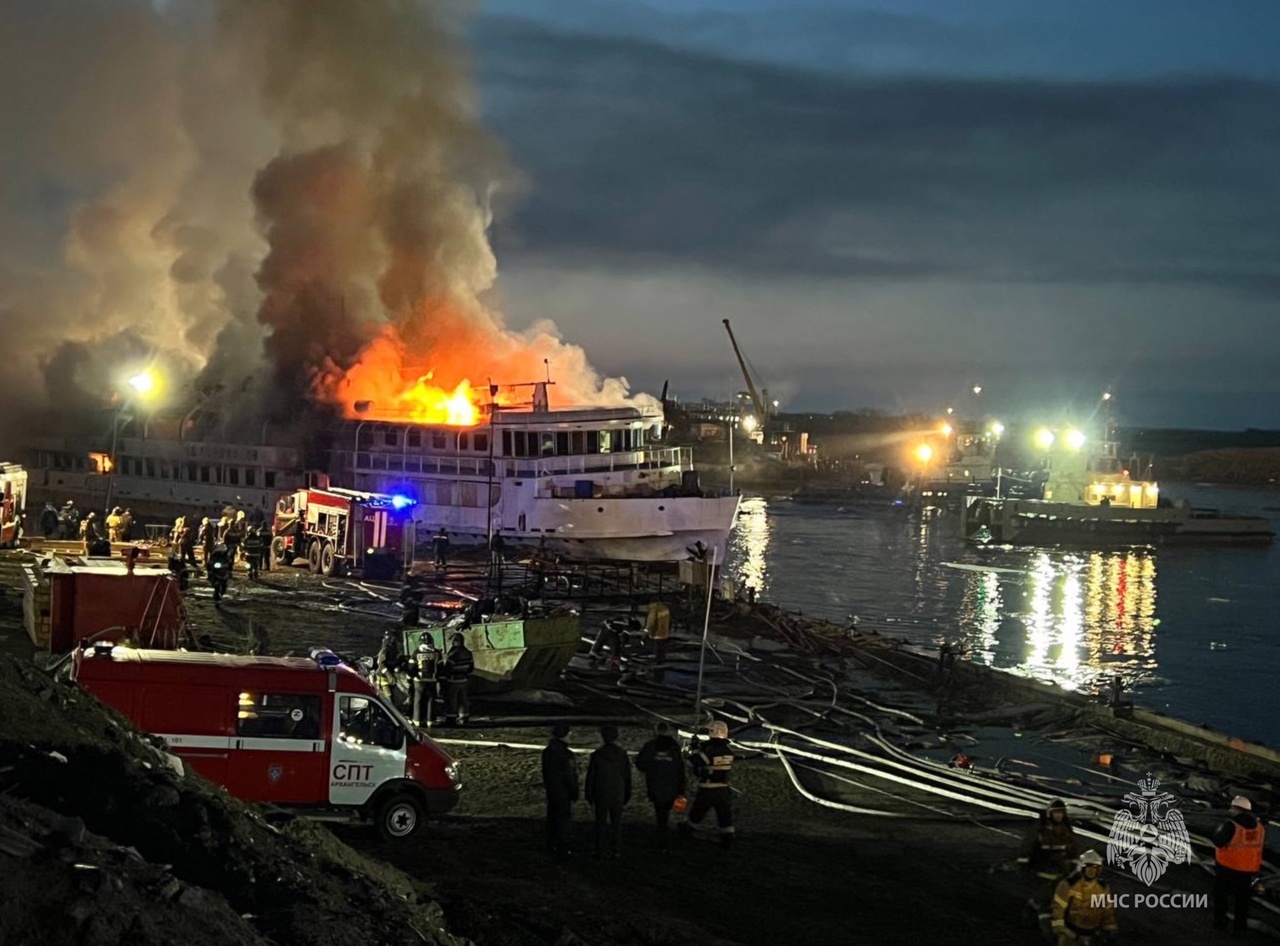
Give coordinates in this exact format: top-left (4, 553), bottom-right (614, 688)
top-left (723, 486), bottom-right (1280, 747)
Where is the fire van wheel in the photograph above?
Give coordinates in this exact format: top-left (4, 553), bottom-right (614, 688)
top-left (375, 794), bottom-right (422, 841)
top-left (271, 536), bottom-right (293, 567)
top-left (320, 541), bottom-right (338, 577)
top-left (307, 541), bottom-right (322, 574)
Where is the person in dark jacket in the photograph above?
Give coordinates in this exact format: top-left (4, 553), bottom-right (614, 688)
top-left (1212, 795), bottom-right (1266, 935)
top-left (682, 720), bottom-right (735, 847)
top-left (1019, 798), bottom-right (1080, 877)
top-left (242, 526), bottom-right (266, 580)
top-left (442, 632), bottom-right (474, 725)
top-left (1018, 798), bottom-right (1082, 934)
top-left (432, 527), bottom-right (450, 569)
top-left (541, 722), bottom-right (579, 858)
top-left (585, 724), bottom-right (632, 859)
top-left (40, 502), bottom-right (59, 538)
top-left (635, 721), bottom-right (686, 851)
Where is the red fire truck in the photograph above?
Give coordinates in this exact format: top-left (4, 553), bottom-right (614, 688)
top-left (72, 645), bottom-right (459, 839)
top-left (271, 487), bottom-right (415, 580)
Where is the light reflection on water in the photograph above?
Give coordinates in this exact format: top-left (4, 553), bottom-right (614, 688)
top-left (725, 497), bottom-right (1160, 695)
top-left (955, 549), bottom-right (1159, 692)
top-left (723, 490), bottom-right (1280, 745)
top-left (726, 496), bottom-right (771, 593)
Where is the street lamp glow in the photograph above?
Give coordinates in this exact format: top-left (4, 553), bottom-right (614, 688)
top-left (741, 415), bottom-right (758, 433)
top-left (989, 421), bottom-right (1005, 438)
top-left (1102, 391), bottom-right (1112, 401)
top-left (127, 371), bottom-right (155, 395)
top-left (945, 406), bottom-right (954, 415)
top-left (972, 385), bottom-right (983, 396)
top-left (914, 444), bottom-right (934, 464)
top-left (1065, 429), bottom-right (1087, 450)
top-left (1035, 428), bottom-right (1056, 450)
top-left (940, 423), bottom-right (953, 437)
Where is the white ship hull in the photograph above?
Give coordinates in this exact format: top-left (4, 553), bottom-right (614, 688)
top-left (381, 493), bottom-right (741, 562)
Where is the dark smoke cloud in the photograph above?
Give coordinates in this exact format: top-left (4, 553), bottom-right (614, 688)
top-left (0, 0), bottom-right (271, 447)
top-left (0, 0), bottom-right (645, 455)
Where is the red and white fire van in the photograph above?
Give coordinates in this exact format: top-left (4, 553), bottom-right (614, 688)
top-left (72, 645), bottom-right (459, 839)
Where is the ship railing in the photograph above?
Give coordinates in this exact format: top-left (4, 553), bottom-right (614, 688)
top-left (351, 446), bottom-right (691, 479)
top-left (534, 446), bottom-right (691, 478)
top-left (355, 453), bottom-right (496, 477)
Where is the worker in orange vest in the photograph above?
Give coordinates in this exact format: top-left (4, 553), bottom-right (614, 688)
top-left (1212, 795), bottom-right (1266, 935)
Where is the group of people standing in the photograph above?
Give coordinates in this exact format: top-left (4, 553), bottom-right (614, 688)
top-left (1019, 794), bottom-right (1266, 943)
top-left (375, 630), bottom-right (476, 728)
top-left (540, 720), bottom-right (734, 860)
top-left (169, 508), bottom-right (272, 580)
top-left (39, 502), bottom-right (135, 553)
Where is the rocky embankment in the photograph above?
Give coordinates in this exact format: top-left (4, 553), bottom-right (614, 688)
top-left (0, 656), bottom-right (464, 946)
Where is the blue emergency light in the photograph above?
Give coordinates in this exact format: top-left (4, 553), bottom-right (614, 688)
top-left (390, 494), bottom-right (414, 510)
top-left (310, 648), bottom-right (343, 669)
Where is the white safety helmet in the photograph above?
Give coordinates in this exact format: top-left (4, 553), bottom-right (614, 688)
top-left (707, 720), bottom-right (728, 739)
top-left (1078, 850), bottom-right (1104, 867)
top-left (1231, 795), bottom-right (1253, 812)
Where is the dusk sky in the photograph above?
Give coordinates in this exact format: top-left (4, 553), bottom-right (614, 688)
top-left (2, 0), bottom-right (1278, 436)
top-left (469, 0), bottom-right (1280, 428)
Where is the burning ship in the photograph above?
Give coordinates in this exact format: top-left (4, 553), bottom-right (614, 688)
top-left (341, 380), bottom-right (739, 562)
top-left (8, 0), bottom-right (742, 563)
top-left (24, 377), bottom-right (740, 563)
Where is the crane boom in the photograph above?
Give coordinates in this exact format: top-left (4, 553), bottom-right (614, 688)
top-left (722, 319), bottom-right (766, 418)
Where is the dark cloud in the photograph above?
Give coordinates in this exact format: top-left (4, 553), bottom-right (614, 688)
top-left (476, 18), bottom-right (1280, 293)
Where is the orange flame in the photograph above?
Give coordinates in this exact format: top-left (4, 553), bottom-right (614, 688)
top-left (327, 295), bottom-right (648, 426)
top-left (395, 376), bottom-right (480, 426)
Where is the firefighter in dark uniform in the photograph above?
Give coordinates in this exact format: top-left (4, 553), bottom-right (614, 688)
top-left (1019, 798), bottom-right (1082, 933)
top-left (635, 721), bottom-right (686, 851)
top-left (199, 517), bottom-right (216, 567)
top-left (40, 502), bottom-right (59, 538)
top-left (242, 525), bottom-right (266, 580)
top-left (541, 722), bottom-right (579, 859)
top-left (410, 636), bottom-right (441, 727)
top-left (442, 631), bottom-right (474, 725)
top-left (681, 720), bottom-right (735, 847)
top-left (432, 527), bottom-right (450, 569)
top-left (400, 580), bottom-right (425, 626)
top-left (1213, 794), bottom-right (1266, 936)
top-left (374, 628), bottom-right (408, 706)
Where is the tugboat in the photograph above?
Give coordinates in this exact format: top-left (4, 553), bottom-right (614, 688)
top-left (961, 426), bottom-right (1273, 547)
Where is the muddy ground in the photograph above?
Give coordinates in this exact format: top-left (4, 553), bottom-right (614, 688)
top-left (0, 549), bottom-right (1272, 945)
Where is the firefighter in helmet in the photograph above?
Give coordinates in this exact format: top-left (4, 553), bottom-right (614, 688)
top-left (1051, 850), bottom-right (1118, 945)
top-left (1020, 798), bottom-right (1082, 935)
top-left (681, 719), bottom-right (735, 847)
top-left (442, 631), bottom-right (474, 726)
top-left (410, 635), bottom-right (442, 727)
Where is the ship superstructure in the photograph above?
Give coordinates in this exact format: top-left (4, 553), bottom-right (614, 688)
top-left (335, 383), bottom-right (740, 561)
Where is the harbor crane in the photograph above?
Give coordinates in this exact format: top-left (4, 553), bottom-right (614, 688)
top-left (721, 319), bottom-right (769, 421)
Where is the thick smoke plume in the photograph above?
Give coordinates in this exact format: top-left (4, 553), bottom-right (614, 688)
top-left (0, 0), bottom-right (650, 454)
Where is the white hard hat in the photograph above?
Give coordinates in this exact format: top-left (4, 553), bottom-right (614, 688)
top-left (1078, 850), bottom-right (1104, 867)
top-left (1231, 795), bottom-right (1253, 811)
top-left (707, 720), bottom-right (729, 739)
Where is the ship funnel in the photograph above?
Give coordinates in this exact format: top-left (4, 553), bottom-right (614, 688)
top-left (533, 382), bottom-right (550, 413)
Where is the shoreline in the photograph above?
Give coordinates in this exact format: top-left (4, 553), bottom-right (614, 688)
top-left (1, 550), bottom-right (1277, 944)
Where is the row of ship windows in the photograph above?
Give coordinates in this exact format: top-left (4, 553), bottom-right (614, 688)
top-left (370, 428), bottom-right (643, 456)
top-left (117, 457), bottom-right (280, 489)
